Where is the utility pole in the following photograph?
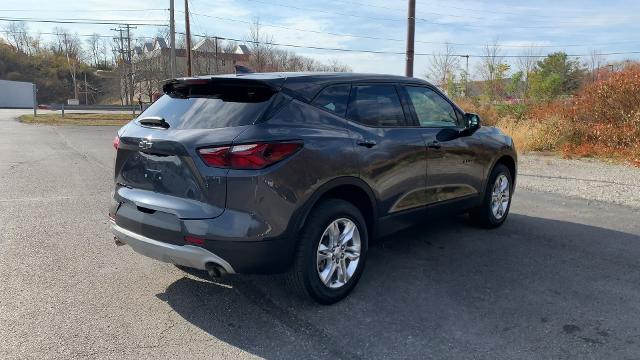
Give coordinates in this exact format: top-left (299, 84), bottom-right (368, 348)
top-left (32, 83), bottom-right (37, 117)
top-left (112, 27), bottom-right (127, 105)
top-left (84, 72), bottom-right (88, 104)
top-left (124, 24), bottom-right (136, 114)
top-left (214, 36), bottom-right (219, 73)
top-left (405, 0), bottom-right (416, 77)
top-left (184, 0), bottom-right (192, 76)
top-left (169, 0), bottom-right (177, 78)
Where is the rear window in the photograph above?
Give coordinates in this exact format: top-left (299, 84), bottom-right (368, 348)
top-left (311, 84), bottom-right (351, 117)
top-left (139, 92), bottom-right (273, 130)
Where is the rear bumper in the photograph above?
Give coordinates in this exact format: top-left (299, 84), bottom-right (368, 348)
top-left (111, 186), bottom-right (300, 274)
top-left (112, 223), bottom-right (236, 274)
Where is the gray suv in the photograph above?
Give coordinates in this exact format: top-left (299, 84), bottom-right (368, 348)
top-left (110, 73), bottom-right (516, 304)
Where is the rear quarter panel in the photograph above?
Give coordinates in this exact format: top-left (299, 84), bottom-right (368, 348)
top-left (225, 99), bottom-right (359, 241)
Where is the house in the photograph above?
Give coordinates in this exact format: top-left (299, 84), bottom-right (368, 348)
top-left (131, 37), bottom-right (251, 101)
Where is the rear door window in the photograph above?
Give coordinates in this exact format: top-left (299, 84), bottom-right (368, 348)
top-left (311, 84), bottom-right (351, 117)
top-left (347, 85), bottom-right (407, 127)
top-left (139, 93), bottom-right (273, 129)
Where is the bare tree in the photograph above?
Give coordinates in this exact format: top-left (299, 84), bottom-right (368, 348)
top-left (516, 45), bottom-right (541, 100)
top-left (28, 31), bottom-right (43, 55)
top-left (246, 18), bottom-right (274, 72)
top-left (477, 40), bottom-right (506, 101)
top-left (426, 43), bottom-right (460, 89)
top-left (99, 36), bottom-right (111, 68)
top-left (587, 49), bottom-right (605, 83)
top-left (516, 46), bottom-right (539, 80)
top-left (325, 58), bottom-right (351, 72)
top-left (2, 22), bottom-right (29, 53)
top-left (52, 29), bottom-right (83, 100)
top-left (86, 34), bottom-right (102, 67)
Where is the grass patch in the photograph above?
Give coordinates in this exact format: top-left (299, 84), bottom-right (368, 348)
top-left (19, 113), bottom-right (133, 126)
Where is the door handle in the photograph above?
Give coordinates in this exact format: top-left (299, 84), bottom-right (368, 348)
top-left (357, 139), bottom-right (377, 148)
top-left (427, 141), bottom-right (441, 149)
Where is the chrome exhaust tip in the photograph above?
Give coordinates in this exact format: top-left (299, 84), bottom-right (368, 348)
top-left (206, 263), bottom-right (227, 278)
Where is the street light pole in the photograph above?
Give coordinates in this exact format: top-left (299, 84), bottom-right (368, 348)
top-left (405, 0), bottom-right (416, 77)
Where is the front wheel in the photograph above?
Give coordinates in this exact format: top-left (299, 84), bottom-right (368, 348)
top-left (469, 163), bottom-right (513, 228)
top-left (285, 199), bottom-right (368, 304)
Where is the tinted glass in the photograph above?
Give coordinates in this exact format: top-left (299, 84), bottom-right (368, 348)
top-left (347, 85), bottom-right (406, 127)
top-left (139, 94), bottom-right (272, 129)
top-left (405, 86), bottom-right (459, 127)
top-left (312, 84), bottom-right (351, 117)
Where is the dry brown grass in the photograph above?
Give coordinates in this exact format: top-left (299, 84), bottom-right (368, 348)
top-left (493, 116), bottom-right (570, 153)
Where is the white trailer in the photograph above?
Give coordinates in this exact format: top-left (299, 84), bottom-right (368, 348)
top-left (0, 79), bottom-right (35, 108)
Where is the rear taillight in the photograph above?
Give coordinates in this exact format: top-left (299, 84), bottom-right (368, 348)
top-left (113, 136), bottom-right (120, 150)
top-left (198, 142), bottom-right (302, 170)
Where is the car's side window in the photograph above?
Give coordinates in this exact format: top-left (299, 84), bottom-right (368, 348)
top-left (405, 86), bottom-right (460, 128)
top-left (311, 84), bottom-right (351, 117)
top-left (347, 85), bottom-right (406, 127)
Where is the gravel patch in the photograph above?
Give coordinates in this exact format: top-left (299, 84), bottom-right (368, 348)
top-left (517, 153), bottom-right (640, 209)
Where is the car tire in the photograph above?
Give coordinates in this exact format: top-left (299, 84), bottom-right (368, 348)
top-left (285, 199), bottom-right (368, 305)
top-left (469, 163), bottom-right (513, 228)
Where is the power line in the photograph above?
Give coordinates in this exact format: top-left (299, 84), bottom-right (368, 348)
top-left (234, 0), bottom-right (403, 22)
top-left (0, 8), bottom-right (168, 12)
top-left (0, 17), bottom-right (168, 26)
top-left (331, 0), bottom-right (631, 23)
top-left (327, 0), bottom-right (484, 20)
top-left (0, 30), bottom-right (157, 40)
top-left (424, 0), bottom-right (632, 20)
top-left (3, 10), bottom-right (637, 51)
top-left (185, 32), bottom-right (402, 54)
top-left (186, 32), bottom-right (640, 58)
top-left (188, 12), bottom-right (640, 49)
top-left (232, 0), bottom-right (626, 31)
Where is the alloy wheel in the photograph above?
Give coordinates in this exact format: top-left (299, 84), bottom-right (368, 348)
top-left (316, 218), bottom-right (361, 289)
top-left (491, 174), bottom-right (510, 220)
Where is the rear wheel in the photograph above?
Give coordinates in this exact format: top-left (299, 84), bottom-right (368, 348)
top-left (286, 199), bottom-right (368, 304)
top-left (470, 163), bottom-right (512, 228)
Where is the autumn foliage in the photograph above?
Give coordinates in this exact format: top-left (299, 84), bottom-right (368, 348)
top-left (459, 64), bottom-right (640, 166)
top-left (564, 64), bottom-right (640, 164)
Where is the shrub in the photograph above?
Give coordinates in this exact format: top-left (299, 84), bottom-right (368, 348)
top-left (569, 64), bottom-right (640, 152)
top-left (496, 103), bottom-right (529, 120)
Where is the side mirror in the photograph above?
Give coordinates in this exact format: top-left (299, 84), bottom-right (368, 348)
top-left (464, 113), bottom-right (481, 132)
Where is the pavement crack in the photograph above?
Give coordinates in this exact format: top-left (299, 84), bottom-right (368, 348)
top-left (51, 126), bottom-right (110, 171)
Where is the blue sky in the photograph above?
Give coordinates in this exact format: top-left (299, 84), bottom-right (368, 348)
top-left (3, 0), bottom-right (640, 79)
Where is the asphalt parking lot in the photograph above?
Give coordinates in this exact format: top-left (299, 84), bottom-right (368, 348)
top-left (1, 109), bottom-right (639, 359)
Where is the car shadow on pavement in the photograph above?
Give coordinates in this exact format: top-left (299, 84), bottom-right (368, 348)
top-left (155, 213), bottom-right (640, 359)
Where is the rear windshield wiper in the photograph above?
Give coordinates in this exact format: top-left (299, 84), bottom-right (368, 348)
top-left (137, 116), bottom-right (170, 129)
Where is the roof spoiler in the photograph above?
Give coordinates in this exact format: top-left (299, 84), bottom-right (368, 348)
top-left (234, 65), bottom-right (254, 74)
top-left (162, 77), bottom-right (282, 99)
